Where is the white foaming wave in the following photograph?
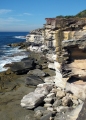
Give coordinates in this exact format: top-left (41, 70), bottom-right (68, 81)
top-left (0, 54), bottom-right (28, 72)
top-left (14, 36), bottom-right (26, 39)
top-left (0, 58), bottom-right (13, 72)
top-left (0, 46), bottom-right (28, 72)
top-left (4, 47), bottom-right (26, 55)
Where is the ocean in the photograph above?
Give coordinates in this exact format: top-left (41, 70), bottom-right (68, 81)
top-left (0, 32), bottom-right (29, 72)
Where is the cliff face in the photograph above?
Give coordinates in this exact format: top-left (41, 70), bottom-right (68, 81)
top-left (44, 18), bottom-right (86, 64)
top-left (24, 15), bottom-right (86, 119)
top-left (26, 28), bottom-right (44, 44)
top-left (26, 17), bottom-right (86, 81)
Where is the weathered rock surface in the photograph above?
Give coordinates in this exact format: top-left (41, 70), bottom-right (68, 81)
top-left (9, 60), bottom-right (36, 74)
top-left (0, 74), bottom-right (36, 120)
top-left (25, 75), bottom-right (44, 86)
top-left (44, 76), bottom-right (55, 83)
top-left (27, 69), bottom-right (46, 77)
top-left (21, 92), bottom-right (44, 109)
top-left (66, 82), bottom-right (86, 100)
top-left (77, 99), bottom-right (86, 120)
top-left (21, 83), bottom-right (53, 109)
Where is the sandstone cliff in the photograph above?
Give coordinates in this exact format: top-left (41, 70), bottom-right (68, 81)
top-left (24, 11), bottom-right (86, 119)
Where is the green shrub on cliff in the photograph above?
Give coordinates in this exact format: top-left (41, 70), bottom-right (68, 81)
top-left (56, 15), bottom-right (74, 18)
top-left (56, 10), bottom-right (86, 18)
top-left (76, 10), bottom-right (86, 17)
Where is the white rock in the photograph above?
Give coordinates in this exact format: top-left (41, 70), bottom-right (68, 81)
top-left (57, 87), bottom-right (62, 91)
top-left (62, 96), bottom-right (73, 106)
top-left (56, 90), bottom-right (65, 99)
top-left (54, 70), bottom-right (66, 89)
top-left (47, 107), bottom-right (54, 111)
top-left (44, 103), bottom-right (52, 107)
top-left (56, 106), bottom-right (69, 113)
top-left (54, 61), bottom-right (61, 70)
top-left (48, 62), bottom-right (55, 70)
top-left (50, 88), bottom-right (58, 93)
top-left (21, 92), bottom-right (44, 109)
top-left (46, 53), bottom-right (54, 62)
top-left (37, 83), bottom-right (54, 88)
top-left (34, 110), bottom-right (43, 118)
top-left (52, 54), bottom-right (57, 61)
top-left (67, 103), bottom-right (84, 120)
top-left (72, 99), bottom-right (79, 105)
top-left (47, 93), bottom-right (55, 98)
top-left (44, 97), bottom-right (53, 103)
top-left (69, 94), bottom-right (78, 100)
top-left (78, 99), bottom-right (83, 104)
top-left (66, 82), bottom-right (86, 100)
top-left (35, 84), bottom-right (52, 95)
top-left (44, 76), bottom-right (55, 83)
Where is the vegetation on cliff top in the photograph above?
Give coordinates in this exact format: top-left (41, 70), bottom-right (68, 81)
top-left (56, 10), bottom-right (86, 18)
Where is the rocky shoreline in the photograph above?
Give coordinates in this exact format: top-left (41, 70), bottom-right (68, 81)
top-left (1, 15), bottom-right (86, 120)
top-left (0, 40), bottom-right (82, 120)
top-left (0, 42), bottom-right (56, 120)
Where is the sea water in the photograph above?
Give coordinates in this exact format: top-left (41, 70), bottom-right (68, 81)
top-left (0, 32), bottom-right (29, 72)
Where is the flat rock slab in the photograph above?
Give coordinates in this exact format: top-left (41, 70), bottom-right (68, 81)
top-left (21, 92), bottom-right (44, 109)
top-left (28, 69), bottom-right (46, 77)
top-left (77, 100), bottom-right (86, 120)
top-left (66, 82), bottom-right (86, 100)
top-left (10, 60), bottom-right (35, 74)
top-left (25, 75), bottom-right (44, 86)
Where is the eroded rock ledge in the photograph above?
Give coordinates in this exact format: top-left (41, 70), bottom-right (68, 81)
top-left (20, 16), bottom-right (86, 120)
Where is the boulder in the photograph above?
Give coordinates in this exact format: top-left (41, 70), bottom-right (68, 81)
top-left (10, 59), bottom-right (36, 74)
top-left (21, 92), bottom-right (44, 109)
top-left (67, 103), bottom-right (83, 120)
top-left (27, 69), bottom-right (46, 77)
top-left (21, 83), bottom-right (53, 109)
top-left (25, 75), bottom-right (44, 86)
top-left (47, 93), bottom-right (55, 98)
top-left (48, 63), bottom-right (55, 70)
top-left (44, 97), bottom-right (53, 103)
top-left (62, 97), bottom-right (73, 107)
top-left (53, 99), bottom-right (62, 107)
top-left (44, 76), bottom-right (55, 84)
top-left (35, 84), bottom-right (53, 95)
top-left (77, 101), bottom-right (86, 120)
top-left (40, 112), bottom-right (53, 120)
top-left (44, 103), bottom-right (52, 108)
top-left (34, 110), bottom-right (43, 119)
top-left (56, 106), bottom-right (70, 113)
top-left (66, 82), bottom-right (86, 100)
top-left (34, 106), bottom-right (46, 112)
top-left (54, 69), bottom-right (66, 89)
top-left (56, 90), bottom-right (65, 99)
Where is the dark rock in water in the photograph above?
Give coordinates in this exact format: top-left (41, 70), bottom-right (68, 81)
top-left (77, 99), bottom-right (86, 120)
top-left (21, 57), bottom-right (35, 62)
top-left (10, 59), bottom-right (36, 74)
top-left (4, 63), bottom-right (13, 68)
top-left (8, 42), bottom-right (24, 47)
top-left (25, 75), bottom-right (44, 86)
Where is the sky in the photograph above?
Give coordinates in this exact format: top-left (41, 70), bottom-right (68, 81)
top-left (0, 0), bottom-right (86, 32)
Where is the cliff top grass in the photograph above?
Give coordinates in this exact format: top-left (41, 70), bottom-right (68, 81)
top-left (56, 10), bottom-right (86, 18)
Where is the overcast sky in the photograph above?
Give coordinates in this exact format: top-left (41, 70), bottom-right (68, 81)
top-left (0, 0), bottom-right (86, 31)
